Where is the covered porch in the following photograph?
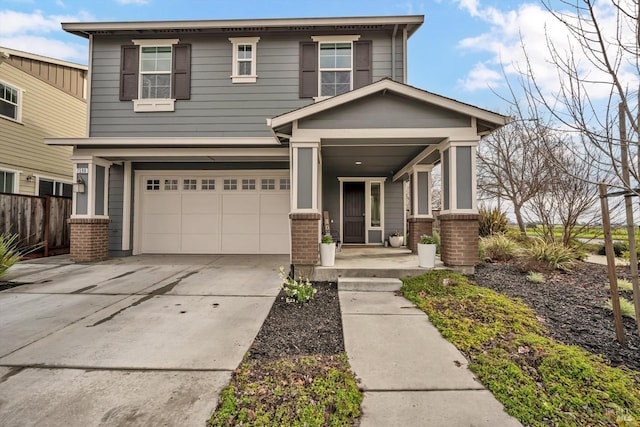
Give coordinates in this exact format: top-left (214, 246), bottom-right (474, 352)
top-left (269, 78), bottom-right (509, 273)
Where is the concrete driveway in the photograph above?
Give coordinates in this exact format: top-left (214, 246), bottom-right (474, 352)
top-left (0, 254), bottom-right (286, 427)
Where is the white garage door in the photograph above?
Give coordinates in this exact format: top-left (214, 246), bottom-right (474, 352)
top-left (138, 173), bottom-right (290, 254)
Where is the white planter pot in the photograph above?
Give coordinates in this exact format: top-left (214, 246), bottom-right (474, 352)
top-left (389, 235), bottom-right (403, 248)
top-left (320, 243), bottom-right (336, 266)
top-left (418, 243), bottom-right (437, 268)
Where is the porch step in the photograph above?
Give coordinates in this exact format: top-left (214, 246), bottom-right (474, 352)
top-left (338, 277), bottom-right (402, 292)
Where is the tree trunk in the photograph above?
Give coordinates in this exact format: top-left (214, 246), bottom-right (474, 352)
top-left (513, 204), bottom-right (526, 235)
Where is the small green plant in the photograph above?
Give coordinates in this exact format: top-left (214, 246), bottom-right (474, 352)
top-left (432, 230), bottom-right (441, 254)
top-left (480, 234), bottom-right (520, 262)
top-left (0, 233), bottom-right (22, 278)
top-left (321, 234), bottom-right (333, 244)
top-left (526, 271), bottom-right (545, 284)
top-left (419, 234), bottom-right (437, 244)
top-left (478, 205), bottom-right (509, 237)
top-left (525, 238), bottom-right (578, 271)
top-left (617, 278), bottom-right (633, 292)
top-left (391, 229), bottom-right (402, 237)
top-left (607, 297), bottom-right (637, 320)
top-left (278, 266), bottom-right (317, 304)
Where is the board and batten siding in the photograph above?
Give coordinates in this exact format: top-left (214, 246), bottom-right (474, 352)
top-left (0, 62), bottom-right (86, 196)
top-left (89, 31), bottom-right (404, 138)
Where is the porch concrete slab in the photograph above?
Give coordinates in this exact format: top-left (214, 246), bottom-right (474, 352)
top-left (341, 313), bottom-right (482, 391)
top-left (0, 293), bottom-right (123, 357)
top-left (0, 294), bottom-right (274, 370)
top-left (339, 291), bottom-right (423, 315)
top-left (0, 367), bottom-right (230, 427)
top-left (338, 277), bottom-right (402, 292)
top-left (360, 391), bottom-right (522, 427)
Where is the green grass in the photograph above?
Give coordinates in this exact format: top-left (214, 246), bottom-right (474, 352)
top-left (401, 270), bottom-right (640, 426)
top-left (208, 354), bottom-right (362, 427)
top-left (512, 225), bottom-right (640, 242)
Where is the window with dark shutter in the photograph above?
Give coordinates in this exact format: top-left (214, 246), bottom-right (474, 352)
top-left (299, 42), bottom-right (318, 98)
top-left (354, 40), bottom-right (372, 89)
top-left (120, 45), bottom-right (139, 101)
top-left (172, 44), bottom-right (191, 100)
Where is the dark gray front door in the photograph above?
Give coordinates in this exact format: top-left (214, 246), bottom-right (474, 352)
top-left (343, 182), bottom-right (365, 243)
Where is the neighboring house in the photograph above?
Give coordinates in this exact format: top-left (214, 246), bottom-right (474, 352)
top-left (48, 15), bottom-right (508, 272)
top-left (0, 47), bottom-right (87, 197)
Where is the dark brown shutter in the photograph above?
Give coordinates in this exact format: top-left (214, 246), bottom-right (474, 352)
top-left (172, 43), bottom-right (191, 100)
top-left (353, 40), bottom-right (372, 89)
top-left (120, 45), bottom-right (139, 101)
top-left (299, 42), bottom-right (318, 98)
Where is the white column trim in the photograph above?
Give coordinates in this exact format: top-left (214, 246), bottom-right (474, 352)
top-left (411, 165), bottom-right (433, 218)
top-left (291, 141), bottom-right (320, 213)
top-left (440, 140), bottom-right (479, 214)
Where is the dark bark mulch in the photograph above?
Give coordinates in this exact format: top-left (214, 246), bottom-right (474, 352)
top-left (472, 262), bottom-right (640, 372)
top-left (248, 281), bottom-right (344, 361)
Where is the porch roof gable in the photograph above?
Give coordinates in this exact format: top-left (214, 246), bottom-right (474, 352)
top-left (268, 78), bottom-right (510, 134)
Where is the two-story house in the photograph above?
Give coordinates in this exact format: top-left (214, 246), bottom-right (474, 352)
top-left (47, 15), bottom-right (508, 272)
top-left (1, 47), bottom-right (87, 197)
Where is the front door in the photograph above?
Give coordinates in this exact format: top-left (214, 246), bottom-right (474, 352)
top-left (343, 182), bottom-right (365, 243)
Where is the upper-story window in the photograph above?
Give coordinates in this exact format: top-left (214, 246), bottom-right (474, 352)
top-left (300, 36), bottom-right (371, 100)
top-left (120, 39), bottom-right (191, 112)
top-left (140, 46), bottom-right (172, 99)
top-left (0, 81), bottom-right (20, 122)
top-left (319, 42), bottom-right (352, 96)
top-left (229, 37), bottom-right (260, 83)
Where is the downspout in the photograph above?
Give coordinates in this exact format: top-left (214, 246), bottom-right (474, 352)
top-left (402, 26), bottom-right (408, 83)
top-left (391, 24), bottom-right (398, 81)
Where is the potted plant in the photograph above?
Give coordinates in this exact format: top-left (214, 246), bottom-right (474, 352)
top-left (389, 230), bottom-right (404, 248)
top-left (418, 234), bottom-right (437, 268)
top-left (320, 234), bottom-right (336, 266)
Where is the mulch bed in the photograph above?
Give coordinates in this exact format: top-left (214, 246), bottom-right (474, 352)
top-left (248, 281), bottom-right (344, 361)
top-left (472, 262), bottom-right (640, 372)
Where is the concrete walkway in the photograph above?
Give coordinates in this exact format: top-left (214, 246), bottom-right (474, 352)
top-left (339, 278), bottom-right (522, 427)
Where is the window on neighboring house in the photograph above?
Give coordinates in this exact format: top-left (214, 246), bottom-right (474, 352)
top-left (229, 37), bottom-right (260, 83)
top-left (140, 46), bottom-right (172, 99)
top-left (120, 39), bottom-right (191, 112)
top-left (300, 37), bottom-right (371, 99)
top-left (38, 178), bottom-right (72, 198)
top-left (319, 42), bottom-right (352, 96)
top-left (0, 81), bottom-right (20, 121)
top-left (0, 170), bottom-right (15, 193)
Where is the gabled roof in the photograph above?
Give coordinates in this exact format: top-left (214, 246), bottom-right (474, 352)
top-left (63, 15), bottom-right (424, 39)
top-left (0, 46), bottom-right (87, 70)
top-left (268, 78), bottom-right (510, 131)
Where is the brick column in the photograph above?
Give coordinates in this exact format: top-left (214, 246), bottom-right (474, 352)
top-left (290, 212), bottom-right (321, 265)
top-left (407, 217), bottom-right (434, 253)
top-left (439, 213), bottom-right (479, 274)
top-left (69, 218), bottom-right (111, 262)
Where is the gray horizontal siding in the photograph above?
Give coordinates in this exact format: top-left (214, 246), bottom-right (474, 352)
top-left (108, 164), bottom-right (124, 252)
top-left (89, 31), bottom-right (404, 138)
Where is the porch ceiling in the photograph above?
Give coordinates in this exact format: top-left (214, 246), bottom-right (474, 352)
top-left (321, 139), bottom-right (441, 177)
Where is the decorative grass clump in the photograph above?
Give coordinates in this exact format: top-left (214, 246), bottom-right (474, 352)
top-left (0, 233), bottom-right (22, 278)
top-left (479, 205), bottom-right (509, 237)
top-left (208, 354), bottom-right (362, 427)
top-left (480, 234), bottom-right (520, 262)
top-left (401, 270), bottom-right (640, 426)
top-left (526, 271), bottom-right (545, 284)
top-left (525, 238), bottom-right (578, 271)
top-left (617, 279), bottom-right (633, 292)
top-left (607, 298), bottom-right (637, 320)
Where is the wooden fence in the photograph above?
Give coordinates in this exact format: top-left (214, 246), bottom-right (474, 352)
top-left (0, 192), bottom-right (72, 256)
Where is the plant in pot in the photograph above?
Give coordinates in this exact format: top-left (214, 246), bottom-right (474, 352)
top-left (320, 234), bottom-right (336, 267)
top-left (417, 234), bottom-right (437, 268)
top-left (389, 230), bottom-right (404, 248)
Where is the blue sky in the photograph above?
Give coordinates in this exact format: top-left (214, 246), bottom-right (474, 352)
top-left (0, 0), bottom-right (622, 113)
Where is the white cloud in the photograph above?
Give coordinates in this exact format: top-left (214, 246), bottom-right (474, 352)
top-left (453, 1), bottom-right (639, 103)
top-left (0, 9), bottom-right (93, 63)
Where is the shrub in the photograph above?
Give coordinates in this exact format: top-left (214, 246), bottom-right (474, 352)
top-left (607, 298), bottom-right (637, 320)
top-left (598, 241), bottom-right (628, 257)
top-left (278, 266), bottom-right (317, 304)
top-left (0, 233), bottom-right (22, 278)
top-left (480, 234), bottom-right (520, 262)
top-left (526, 271), bottom-right (545, 284)
top-left (478, 205), bottom-right (509, 237)
top-left (525, 239), bottom-right (578, 271)
top-left (321, 234), bottom-right (333, 244)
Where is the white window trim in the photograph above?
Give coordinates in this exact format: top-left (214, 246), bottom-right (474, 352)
top-left (229, 37), bottom-right (260, 84)
top-left (0, 80), bottom-right (23, 123)
top-left (0, 166), bottom-right (21, 193)
top-left (311, 35), bottom-right (360, 102)
top-left (338, 177), bottom-right (386, 245)
top-left (132, 39), bottom-right (179, 112)
top-left (35, 175), bottom-right (74, 197)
